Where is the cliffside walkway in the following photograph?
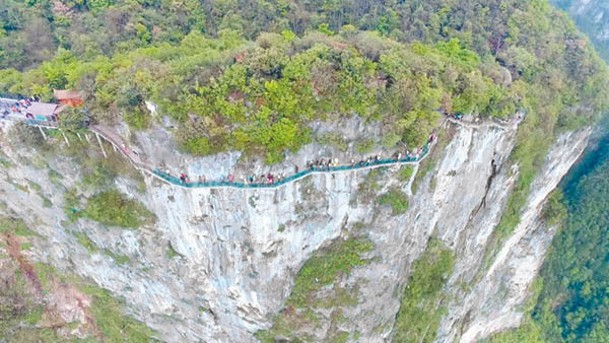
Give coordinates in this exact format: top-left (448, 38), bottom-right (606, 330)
top-left (2, 116), bottom-right (436, 189)
top-left (90, 118), bottom-right (434, 189)
top-left (152, 144), bottom-right (431, 189)
top-left (89, 124), bottom-right (145, 167)
top-left (3, 110), bottom-right (521, 190)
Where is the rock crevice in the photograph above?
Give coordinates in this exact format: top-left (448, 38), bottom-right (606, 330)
top-left (0, 121), bottom-right (590, 342)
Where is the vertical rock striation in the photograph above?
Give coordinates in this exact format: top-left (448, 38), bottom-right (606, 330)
top-left (0, 119), bottom-right (590, 342)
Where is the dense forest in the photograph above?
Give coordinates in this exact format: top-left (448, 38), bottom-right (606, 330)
top-left (551, 0), bottom-right (609, 61)
top-left (1, 0), bottom-right (608, 163)
top-left (489, 2), bottom-right (609, 342)
top-left (535, 130), bottom-right (609, 342)
top-left (490, 125), bottom-right (609, 343)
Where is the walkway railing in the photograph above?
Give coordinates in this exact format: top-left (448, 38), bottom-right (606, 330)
top-left (26, 119), bottom-right (59, 128)
top-left (152, 144), bottom-right (430, 189)
top-left (0, 93), bottom-right (28, 100)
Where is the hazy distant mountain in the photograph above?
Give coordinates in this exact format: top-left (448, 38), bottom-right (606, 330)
top-left (553, 0), bottom-right (609, 59)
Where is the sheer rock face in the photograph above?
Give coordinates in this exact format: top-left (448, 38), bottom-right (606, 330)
top-left (0, 120), bottom-right (590, 343)
top-left (440, 128), bottom-right (591, 342)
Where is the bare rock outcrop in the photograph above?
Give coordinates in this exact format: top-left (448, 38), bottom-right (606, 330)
top-left (0, 118), bottom-right (590, 342)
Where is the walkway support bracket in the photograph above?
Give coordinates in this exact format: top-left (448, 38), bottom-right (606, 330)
top-left (61, 130), bottom-right (70, 146)
top-left (38, 126), bottom-right (47, 140)
top-left (95, 133), bottom-right (107, 158)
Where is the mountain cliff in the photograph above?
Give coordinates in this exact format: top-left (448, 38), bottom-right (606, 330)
top-left (0, 116), bottom-right (590, 342)
top-left (2, 0), bottom-right (609, 342)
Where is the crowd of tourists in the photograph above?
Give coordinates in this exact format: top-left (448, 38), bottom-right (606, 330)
top-left (1, 98), bottom-right (34, 118)
top-left (156, 134), bottom-right (437, 188)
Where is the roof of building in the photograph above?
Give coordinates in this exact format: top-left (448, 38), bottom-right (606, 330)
top-left (53, 89), bottom-right (83, 100)
top-left (27, 102), bottom-right (58, 117)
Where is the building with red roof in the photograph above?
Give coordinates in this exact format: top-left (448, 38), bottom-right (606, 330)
top-left (53, 89), bottom-right (84, 107)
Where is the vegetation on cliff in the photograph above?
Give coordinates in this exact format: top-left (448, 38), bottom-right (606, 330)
top-left (392, 239), bottom-right (454, 343)
top-left (0, 216), bottom-right (155, 342)
top-left (378, 188), bottom-right (409, 215)
top-left (2, 0), bottom-right (609, 341)
top-left (533, 134), bottom-right (609, 342)
top-left (255, 235), bottom-right (373, 342)
top-left (551, 0), bottom-right (609, 60)
top-left (83, 189), bottom-right (155, 228)
top-left (490, 129), bottom-right (609, 342)
top-left (1, 0), bottom-right (608, 163)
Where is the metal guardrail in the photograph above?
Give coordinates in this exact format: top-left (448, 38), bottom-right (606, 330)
top-left (0, 92), bottom-right (28, 100)
top-left (26, 119), bottom-right (59, 128)
top-left (151, 144), bottom-right (430, 189)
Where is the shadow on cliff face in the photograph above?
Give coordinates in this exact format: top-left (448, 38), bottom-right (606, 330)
top-left (560, 119), bottom-right (609, 196)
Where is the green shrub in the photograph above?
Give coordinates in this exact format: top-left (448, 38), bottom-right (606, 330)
top-left (355, 138), bottom-right (375, 154)
top-left (381, 133), bottom-right (402, 149)
top-left (83, 189), bottom-right (155, 228)
top-left (393, 239), bottom-right (454, 343)
top-left (41, 196), bottom-right (53, 208)
top-left (0, 217), bottom-right (35, 236)
top-left (63, 188), bottom-right (82, 222)
top-left (81, 161), bottom-right (118, 190)
top-left (124, 108), bottom-right (151, 130)
top-left (47, 169), bottom-right (63, 186)
top-left (542, 190), bottom-right (567, 227)
top-left (103, 249), bottom-right (130, 265)
top-left (398, 165), bottom-right (415, 182)
top-left (80, 283), bottom-right (154, 341)
top-left (486, 322), bottom-right (546, 343)
top-left (74, 232), bottom-right (98, 253)
top-left (183, 136), bottom-right (212, 156)
top-left (166, 243), bottom-right (180, 258)
top-left (378, 188), bottom-right (409, 215)
top-left (57, 108), bottom-right (89, 132)
top-left (0, 158), bottom-right (11, 168)
top-left (256, 237), bottom-right (374, 341)
top-left (288, 238), bottom-right (373, 308)
top-left (317, 132), bottom-right (348, 152)
top-left (27, 180), bottom-right (42, 193)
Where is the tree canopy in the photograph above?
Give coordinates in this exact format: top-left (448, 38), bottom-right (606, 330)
top-left (1, 0), bottom-right (608, 163)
